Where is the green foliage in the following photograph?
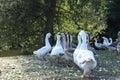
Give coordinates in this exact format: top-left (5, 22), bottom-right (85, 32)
top-left (0, 0), bottom-right (110, 50)
top-left (0, 0), bottom-right (45, 50)
top-left (54, 0), bottom-right (109, 42)
top-left (69, 0), bottom-right (108, 39)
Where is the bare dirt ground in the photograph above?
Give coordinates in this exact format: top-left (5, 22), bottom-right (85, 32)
top-left (0, 50), bottom-right (120, 80)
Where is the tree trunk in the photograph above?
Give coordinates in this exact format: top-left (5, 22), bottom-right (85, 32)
top-left (44, 0), bottom-right (56, 46)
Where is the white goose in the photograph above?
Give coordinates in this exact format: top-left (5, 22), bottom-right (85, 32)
top-left (73, 32), bottom-right (82, 66)
top-left (94, 38), bottom-right (105, 49)
top-left (74, 30), bottom-right (97, 78)
top-left (102, 36), bottom-right (108, 47)
top-left (108, 31), bottom-right (120, 51)
top-left (102, 36), bottom-right (113, 48)
top-left (33, 33), bottom-right (52, 60)
top-left (117, 42), bottom-right (120, 54)
top-left (50, 32), bottom-right (64, 59)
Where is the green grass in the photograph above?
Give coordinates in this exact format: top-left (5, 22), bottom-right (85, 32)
top-left (0, 50), bottom-right (120, 80)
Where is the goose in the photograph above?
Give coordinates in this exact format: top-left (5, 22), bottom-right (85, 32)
top-left (73, 32), bottom-right (82, 66)
top-left (108, 44), bottom-right (117, 51)
top-left (108, 31), bottom-right (120, 51)
top-left (102, 36), bottom-right (109, 47)
top-left (108, 38), bottom-right (113, 46)
top-left (61, 32), bottom-right (68, 49)
top-left (117, 31), bottom-right (120, 41)
top-left (94, 38), bottom-right (105, 49)
top-left (61, 32), bottom-right (75, 61)
top-left (66, 32), bottom-right (77, 48)
top-left (50, 32), bottom-right (64, 60)
top-left (117, 42), bottom-right (120, 54)
top-left (69, 34), bottom-right (77, 48)
top-left (33, 33), bottom-right (52, 60)
top-left (102, 37), bottom-right (113, 47)
top-left (74, 30), bottom-right (97, 78)
top-left (108, 39), bottom-right (118, 51)
top-left (60, 32), bottom-right (65, 49)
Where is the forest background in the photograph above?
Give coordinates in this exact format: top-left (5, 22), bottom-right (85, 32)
top-left (0, 0), bottom-right (120, 52)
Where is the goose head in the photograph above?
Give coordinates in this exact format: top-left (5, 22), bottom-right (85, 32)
top-left (56, 32), bottom-right (61, 40)
top-left (46, 33), bottom-right (52, 38)
top-left (102, 36), bottom-right (108, 41)
top-left (45, 33), bottom-right (52, 46)
top-left (102, 36), bottom-right (107, 40)
top-left (79, 30), bottom-right (87, 43)
top-left (79, 30), bottom-right (87, 41)
top-left (75, 33), bottom-right (82, 49)
top-left (61, 32), bottom-right (65, 37)
top-left (78, 32), bottom-right (82, 44)
top-left (102, 36), bottom-right (108, 46)
top-left (57, 32), bottom-right (61, 35)
top-left (94, 38), bottom-right (97, 44)
top-left (109, 38), bottom-right (112, 42)
top-left (54, 32), bottom-right (62, 46)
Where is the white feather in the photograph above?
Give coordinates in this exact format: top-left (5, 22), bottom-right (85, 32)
top-left (33, 33), bottom-right (52, 58)
top-left (50, 32), bottom-right (64, 58)
top-left (74, 30), bottom-right (97, 77)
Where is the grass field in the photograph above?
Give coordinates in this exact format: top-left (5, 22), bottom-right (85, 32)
top-left (0, 50), bottom-right (120, 80)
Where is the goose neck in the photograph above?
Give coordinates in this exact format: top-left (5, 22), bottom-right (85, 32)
top-left (76, 36), bottom-right (81, 49)
top-left (45, 36), bottom-right (51, 46)
top-left (108, 38), bottom-right (112, 45)
top-left (80, 34), bottom-right (87, 50)
top-left (109, 38), bottom-right (112, 43)
top-left (69, 35), bottom-right (72, 48)
top-left (66, 34), bottom-right (70, 47)
top-left (56, 36), bottom-right (61, 46)
top-left (62, 36), bottom-right (67, 49)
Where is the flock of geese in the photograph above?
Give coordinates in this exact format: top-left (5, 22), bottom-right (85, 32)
top-left (33, 30), bottom-right (120, 78)
top-left (94, 31), bottom-right (120, 53)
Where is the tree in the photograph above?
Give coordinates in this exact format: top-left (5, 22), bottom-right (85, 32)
top-left (0, 0), bottom-right (110, 50)
top-left (44, 0), bottom-right (57, 45)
